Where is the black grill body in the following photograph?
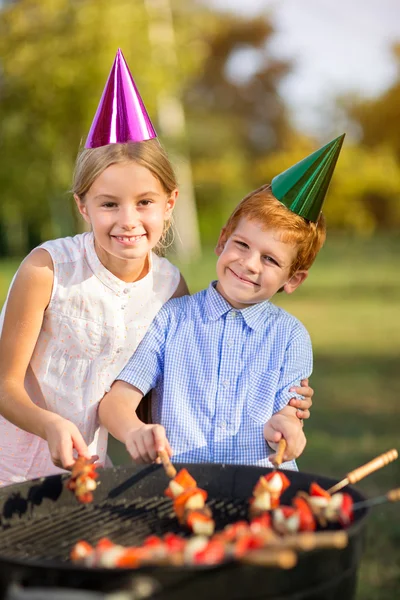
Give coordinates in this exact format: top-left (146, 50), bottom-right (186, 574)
top-left (0, 463), bottom-right (368, 600)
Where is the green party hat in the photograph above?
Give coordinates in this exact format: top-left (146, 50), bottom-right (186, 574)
top-left (271, 134), bottom-right (345, 222)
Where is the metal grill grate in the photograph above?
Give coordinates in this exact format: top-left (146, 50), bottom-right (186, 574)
top-left (0, 496), bottom-right (248, 562)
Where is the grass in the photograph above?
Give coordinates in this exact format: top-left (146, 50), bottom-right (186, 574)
top-left (1, 234), bottom-right (400, 599)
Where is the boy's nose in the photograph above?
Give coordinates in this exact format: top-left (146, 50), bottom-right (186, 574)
top-left (242, 254), bottom-right (260, 273)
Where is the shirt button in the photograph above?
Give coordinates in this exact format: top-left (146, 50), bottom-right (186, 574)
top-left (123, 288), bottom-right (129, 294)
top-left (121, 305), bottom-right (126, 310)
top-left (220, 421), bottom-right (227, 429)
top-left (227, 339), bottom-right (234, 348)
top-left (231, 311), bottom-right (237, 318)
top-left (222, 379), bottom-right (229, 388)
top-left (116, 347), bottom-right (123, 354)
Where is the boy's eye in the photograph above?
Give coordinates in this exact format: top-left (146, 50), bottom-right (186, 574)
top-left (235, 240), bottom-right (248, 249)
top-left (102, 202), bottom-right (117, 208)
top-left (263, 255), bottom-right (278, 266)
top-left (138, 199), bottom-right (153, 206)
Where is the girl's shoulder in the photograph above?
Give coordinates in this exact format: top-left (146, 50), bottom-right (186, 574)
top-left (40, 232), bottom-right (91, 266)
top-left (151, 253), bottom-right (181, 294)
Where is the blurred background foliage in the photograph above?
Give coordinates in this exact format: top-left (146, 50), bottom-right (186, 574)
top-left (1, 0), bottom-right (400, 255)
top-left (0, 1), bottom-right (399, 598)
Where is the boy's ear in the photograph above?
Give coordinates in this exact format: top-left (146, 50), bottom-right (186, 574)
top-left (74, 194), bottom-right (91, 225)
top-left (283, 270), bottom-right (308, 294)
top-left (215, 227), bottom-right (228, 256)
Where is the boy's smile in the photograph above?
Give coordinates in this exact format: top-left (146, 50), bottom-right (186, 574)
top-left (215, 217), bottom-right (307, 309)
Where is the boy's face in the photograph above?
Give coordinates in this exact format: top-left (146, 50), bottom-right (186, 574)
top-left (215, 217), bottom-right (308, 309)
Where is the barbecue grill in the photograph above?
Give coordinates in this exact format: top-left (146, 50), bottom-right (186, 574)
top-left (0, 463), bottom-right (368, 600)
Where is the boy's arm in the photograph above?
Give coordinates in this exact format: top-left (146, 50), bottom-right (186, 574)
top-left (264, 322), bottom-right (312, 461)
top-left (98, 380), bottom-right (144, 443)
top-left (99, 306), bottom-right (172, 462)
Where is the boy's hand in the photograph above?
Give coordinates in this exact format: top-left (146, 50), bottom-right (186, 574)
top-left (263, 413), bottom-right (306, 462)
top-left (289, 378), bottom-right (313, 419)
top-left (43, 414), bottom-right (92, 470)
top-left (126, 424), bottom-right (173, 464)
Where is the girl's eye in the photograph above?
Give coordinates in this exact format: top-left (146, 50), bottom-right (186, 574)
top-left (235, 240), bottom-right (248, 249)
top-left (102, 202), bottom-right (117, 208)
top-left (138, 199), bottom-right (153, 206)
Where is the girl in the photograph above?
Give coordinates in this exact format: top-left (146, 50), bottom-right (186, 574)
top-left (0, 50), bottom-right (312, 486)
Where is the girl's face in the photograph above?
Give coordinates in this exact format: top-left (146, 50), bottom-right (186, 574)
top-left (75, 161), bottom-right (177, 268)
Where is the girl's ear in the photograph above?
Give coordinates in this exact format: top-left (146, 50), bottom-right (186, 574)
top-left (74, 194), bottom-right (91, 225)
top-left (215, 227), bottom-right (227, 256)
top-left (283, 270), bottom-right (308, 294)
top-left (164, 189), bottom-right (178, 220)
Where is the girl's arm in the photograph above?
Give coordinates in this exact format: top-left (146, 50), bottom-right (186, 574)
top-left (0, 249), bottom-right (90, 468)
top-left (171, 274), bottom-right (189, 299)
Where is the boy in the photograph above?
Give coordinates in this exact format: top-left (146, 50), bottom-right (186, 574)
top-left (99, 134), bottom-right (344, 470)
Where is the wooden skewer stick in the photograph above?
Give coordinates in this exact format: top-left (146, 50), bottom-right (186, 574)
top-left (157, 449), bottom-right (177, 479)
top-left (352, 487), bottom-right (400, 511)
top-left (275, 531), bottom-right (348, 552)
top-left (327, 448), bottom-right (398, 495)
top-left (240, 548), bottom-right (297, 569)
top-left (271, 439), bottom-right (287, 468)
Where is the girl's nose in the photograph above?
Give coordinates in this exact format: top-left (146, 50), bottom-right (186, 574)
top-left (119, 206), bottom-right (139, 230)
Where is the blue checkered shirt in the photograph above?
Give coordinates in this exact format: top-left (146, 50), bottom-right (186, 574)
top-left (117, 282), bottom-right (312, 470)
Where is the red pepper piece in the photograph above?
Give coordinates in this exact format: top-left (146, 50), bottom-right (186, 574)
top-left (292, 496), bottom-right (316, 531)
top-left (164, 533), bottom-right (186, 552)
top-left (173, 488), bottom-right (208, 521)
top-left (143, 535), bottom-right (163, 548)
top-left (164, 468), bottom-right (197, 497)
top-left (339, 493), bottom-right (354, 526)
top-left (250, 512), bottom-right (272, 532)
top-left (310, 482), bottom-right (331, 499)
top-left (194, 539), bottom-right (226, 565)
top-left (70, 540), bottom-right (94, 562)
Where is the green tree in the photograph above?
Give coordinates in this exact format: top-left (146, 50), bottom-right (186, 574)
top-left (181, 11), bottom-right (293, 243)
top-left (0, 0), bottom-right (210, 256)
top-left (344, 43), bottom-right (400, 161)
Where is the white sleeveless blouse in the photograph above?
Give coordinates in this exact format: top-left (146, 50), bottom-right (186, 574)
top-left (0, 232), bottom-right (180, 485)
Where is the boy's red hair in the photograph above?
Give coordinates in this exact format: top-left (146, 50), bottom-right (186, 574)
top-left (223, 185), bottom-right (326, 274)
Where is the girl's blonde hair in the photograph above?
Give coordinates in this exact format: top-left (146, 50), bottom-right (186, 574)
top-left (223, 184), bottom-right (326, 275)
top-left (72, 139), bottom-right (177, 254)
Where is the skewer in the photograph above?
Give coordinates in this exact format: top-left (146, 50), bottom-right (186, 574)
top-left (327, 449), bottom-right (398, 494)
top-left (240, 548), bottom-right (297, 569)
top-left (270, 438), bottom-right (287, 468)
top-left (275, 530), bottom-right (348, 551)
top-left (352, 488), bottom-right (400, 512)
top-left (157, 449), bottom-right (177, 479)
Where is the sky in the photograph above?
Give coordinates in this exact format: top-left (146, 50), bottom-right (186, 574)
top-left (204, 0), bottom-right (400, 135)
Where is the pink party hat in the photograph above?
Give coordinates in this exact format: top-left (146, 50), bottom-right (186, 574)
top-left (85, 49), bottom-right (157, 148)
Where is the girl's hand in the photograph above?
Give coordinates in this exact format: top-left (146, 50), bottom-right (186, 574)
top-left (126, 424), bottom-right (172, 464)
top-left (289, 378), bottom-right (314, 420)
top-left (43, 415), bottom-right (92, 470)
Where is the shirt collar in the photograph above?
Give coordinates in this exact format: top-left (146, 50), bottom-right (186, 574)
top-left (84, 232), bottom-right (153, 295)
top-left (204, 281), bottom-right (275, 331)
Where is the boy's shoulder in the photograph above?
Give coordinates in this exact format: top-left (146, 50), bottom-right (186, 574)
top-left (159, 287), bottom-right (208, 317)
top-left (270, 303), bottom-right (311, 339)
